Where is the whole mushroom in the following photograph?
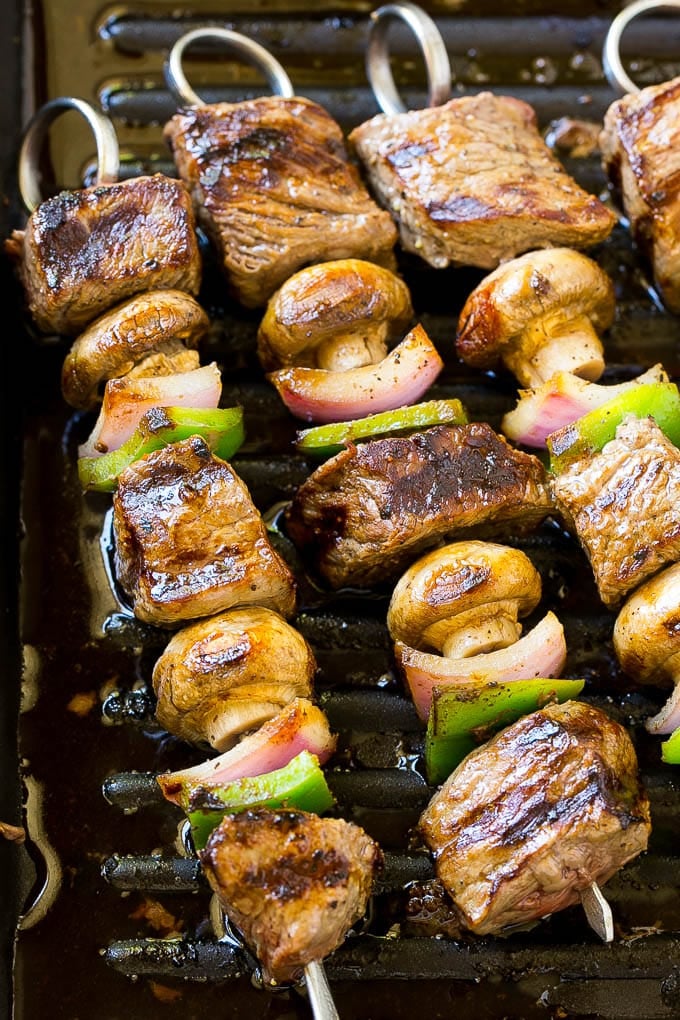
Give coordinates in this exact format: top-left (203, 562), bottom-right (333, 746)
top-left (61, 289), bottom-right (210, 411)
top-left (387, 540), bottom-right (567, 720)
top-left (257, 258), bottom-right (413, 372)
top-left (257, 259), bottom-right (444, 423)
top-left (455, 248), bottom-right (615, 388)
top-left (152, 606), bottom-right (317, 751)
top-left (613, 563), bottom-right (680, 734)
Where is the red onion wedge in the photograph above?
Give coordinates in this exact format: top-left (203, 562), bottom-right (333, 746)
top-left (78, 362), bottom-right (222, 458)
top-left (396, 611), bottom-right (567, 721)
top-left (646, 685), bottom-right (680, 735)
top-left (156, 698), bottom-right (337, 807)
top-left (267, 323), bottom-right (444, 423)
top-left (502, 364), bottom-right (668, 448)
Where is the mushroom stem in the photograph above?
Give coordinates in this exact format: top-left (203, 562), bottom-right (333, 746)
top-left (506, 313), bottom-right (606, 388)
top-left (441, 615), bottom-right (521, 659)
top-left (315, 329), bottom-right (387, 372)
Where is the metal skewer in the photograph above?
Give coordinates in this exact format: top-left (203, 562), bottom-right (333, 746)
top-left (581, 882), bottom-right (615, 943)
top-left (18, 95), bottom-right (120, 213)
top-left (305, 960), bottom-right (340, 1020)
top-left (602, 0), bottom-right (680, 96)
top-left (366, 0), bottom-right (451, 116)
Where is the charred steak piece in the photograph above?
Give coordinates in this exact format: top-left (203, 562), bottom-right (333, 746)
top-left (200, 807), bottom-right (382, 985)
top-left (61, 289), bottom-right (209, 411)
top-left (285, 423), bottom-right (553, 589)
top-left (551, 415), bottom-right (680, 609)
top-left (113, 436), bottom-right (296, 627)
top-left (164, 96), bottom-right (398, 308)
top-left (5, 175), bottom-right (202, 335)
top-left (601, 76), bottom-right (680, 313)
top-left (349, 92), bottom-right (616, 270)
top-left (419, 700), bottom-right (651, 936)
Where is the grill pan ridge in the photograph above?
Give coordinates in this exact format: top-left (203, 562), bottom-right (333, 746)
top-left (6, 2), bottom-right (680, 1018)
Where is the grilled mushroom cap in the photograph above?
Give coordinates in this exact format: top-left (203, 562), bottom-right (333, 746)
top-left (387, 540), bottom-right (542, 658)
top-left (152, 606), bottom-right (317, 751)
top-left (456, 248), bottom-right (615, 388)
top-left (61, 289), bottom-right (210, 410)
top-left (613, 563), bottom-right (680, 687)
top-left (256, 258), bottom-right (413, 372)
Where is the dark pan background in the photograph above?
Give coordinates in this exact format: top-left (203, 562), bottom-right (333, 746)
top-left (5, 2), bottom-right (680, 1019)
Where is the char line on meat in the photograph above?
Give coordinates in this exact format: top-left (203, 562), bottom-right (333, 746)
top-left (419, 701), bottom-right (651, 936)
top-left (200, 807), bottom-right (382, 985)
top-left (164, 96), bottom-right (398, 308)
top-left (551, 415), bottom-right (680, 608)
top-left (113, 435), bottom-right (297, 627)
top-left (349, 91), bottom-right (616, 271)
top-left (285, 423), bottom-right (554, 589)
top-left (5, 174), bottom-right (202, 335)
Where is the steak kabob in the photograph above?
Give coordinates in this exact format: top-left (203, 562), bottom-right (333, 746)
top-left (10, 93), bottom-right (382, 1018)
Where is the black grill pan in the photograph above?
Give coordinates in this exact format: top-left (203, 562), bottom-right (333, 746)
top-left (5, 3), bottom-right (680, 1019)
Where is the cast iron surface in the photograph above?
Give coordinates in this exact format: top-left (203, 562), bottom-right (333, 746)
top-left (8, 2), bottom-right (680, 1019)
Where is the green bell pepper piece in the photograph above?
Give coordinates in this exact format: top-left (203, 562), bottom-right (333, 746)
top-left (295, 398), bottom-right (468, 458)
top-left (78, 405), bottom-right (245, 492)
top-left (425, 677), bottom-right (585, 785)
top-left (185, 750), bottom-right (336, 851)
top-left (547, 382), bottom-right (680, 474)
top-left (661, 727), bottom-right (680, 765)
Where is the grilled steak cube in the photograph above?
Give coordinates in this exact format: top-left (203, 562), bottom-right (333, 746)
top-left (285, 423), bottom-right (553, 589)
top-left (601, 76), bottom-right (680, 313)
top-left (349, 92), bottom-right (616, 270)
top-left (113, 436), bottom-right (296, 627)
top-left (551, 415), bottom-right (680, 608)
top-left (419, 701), bottom-right (650, 936)
top-left (164, 96), bottom-right (398, 308)
top-left (5, 175), bottom-right (202, 335)
top-left (200, 807), bottom-right (382, 985)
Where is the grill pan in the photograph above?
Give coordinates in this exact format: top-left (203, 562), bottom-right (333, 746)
top-left (5, 2), bottom-right (680, 1018)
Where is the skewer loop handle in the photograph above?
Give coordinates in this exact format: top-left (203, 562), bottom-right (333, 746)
top-left (165, 27), bottom-right (295, 108)
top-left (366, 1), bottom-right (451, 116)
top-left (603, 0), bottom-right (680, 95)
top-left (19, 96), bottom-right (120, 213)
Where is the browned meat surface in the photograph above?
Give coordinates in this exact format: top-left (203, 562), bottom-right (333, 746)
top-left (420, 701), bottom-right (650, 936)
top-left (551, 415), bottom-right (680, 608)
top-left (61, 290), bottom-right (209, 410)
top-left (200, 808), bottom-right (382, 984)
top-left (164, 96), bottom-right (398, 308)
top-left (601, 76), bottom-right (680, 313)
top-left (348, 92), bottom-right (615, 270)
top-left (5, 175), bottom-right (202, 335)
top-left (285, 423), bottom-right (553, 589)
top-left (113, 436), bottom-right (296, 627)
top-left (152, 607), bottom-right (316, 751)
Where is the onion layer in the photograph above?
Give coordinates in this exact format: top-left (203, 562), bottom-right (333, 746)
top-left (156, 698), bottom-right (336, 806)
top-left (267, 323), bottom-right (444, 423)
top-left (397, 611), bottom-right (568, 721)
top-left (78, 362), bottom-right (222, 458)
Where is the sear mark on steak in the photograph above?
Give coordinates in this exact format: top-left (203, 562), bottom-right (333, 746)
top-left (200, 807), bottom-right (382, 985)
top-left (348, 92), bottom-right (615, 271)
top-left (600, 76), bottom-right (680, 313)
top-left (285, 423), bottom-right (553, 589)
top-left (164, 96), bottom-right (398, 308)
top-left (551, 415), bottom-right (680, 609)
top-left (113, 436), bottom-right (296, 627)
top-left (419, 700), bottom-right (651, 936)
top-left (5, 175), bottom-right (202, 335)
